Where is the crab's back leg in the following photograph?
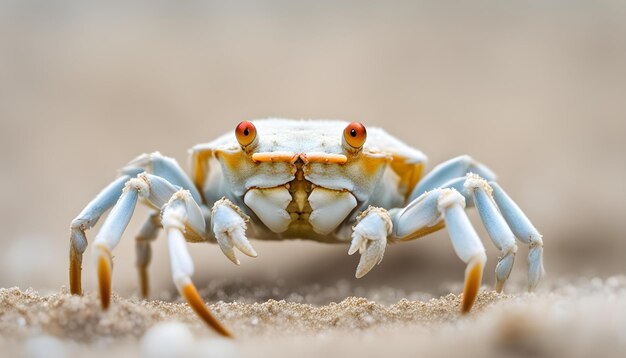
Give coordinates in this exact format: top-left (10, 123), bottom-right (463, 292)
top-left (126, 152), bottom-right (203, 203)
top-left (123, 152), bottom-right (203, 298)
top-left (403, 155), bottom-right (544, 293)
top-left (92, 173), bottom-right (184, 308)
top-left (70, 173), bottom-right (139, 295)
top-left (135, 212), bottom-right (161, 298)
top-left (456, 174), bottom-right (544, 291)
top-left (93, 173), bottom-right (231, 336)
top-left (391, 188), bottom-right (487, 313)
top-left (70, 152), bottom-right (202, 297)
top-left (409, 155), bottom-right (496, 203)
top-left (488, 181), bottom-right (544, 290)
top-left (88, 173), bottom-right (232, 336)
top-left (69, 152), bottom-right (238, 336)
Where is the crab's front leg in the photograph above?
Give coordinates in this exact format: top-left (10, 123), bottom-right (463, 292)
top-left (210, 197), bottom-right (258, 265)
top-left (162, 195), bottom-right (233, 337)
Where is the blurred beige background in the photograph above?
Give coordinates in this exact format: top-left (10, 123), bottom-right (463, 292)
top-left (1, 0), bottom-right (625, 297)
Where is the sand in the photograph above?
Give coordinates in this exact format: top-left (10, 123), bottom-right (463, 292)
top-left (1, 277), bottom-right (626, 358)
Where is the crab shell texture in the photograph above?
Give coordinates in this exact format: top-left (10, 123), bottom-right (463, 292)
top-left (191, 119), bottom-right (427, 243)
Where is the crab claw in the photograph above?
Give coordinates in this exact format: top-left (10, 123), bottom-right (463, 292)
top-left (211, 198), bottom-right (257, 265)
top-left (349, 207), bottom-right (392, 278)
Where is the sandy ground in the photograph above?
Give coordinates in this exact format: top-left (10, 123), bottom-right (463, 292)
top-left (1, 2), bottom-right (626, 358)
top-left (1, 277), bottom-right (626, 358)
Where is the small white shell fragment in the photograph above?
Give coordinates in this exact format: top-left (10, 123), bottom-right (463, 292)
top-left (140, 322), bottom-right (194, 358)
top-left (193, 338), bottom-right (239, 358)
top-left (22, 335), bottom-right (68, 358)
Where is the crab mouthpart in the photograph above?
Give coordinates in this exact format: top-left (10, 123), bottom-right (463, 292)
top-left (244, 187), bottom-right (292, 233)
top-left (252, 152), bottom-right (347, 164)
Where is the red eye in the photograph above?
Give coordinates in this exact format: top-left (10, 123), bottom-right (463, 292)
top-left (235, 121), bottom-right (257, 147)
top-left (343, 122), bottom-right (367, 149)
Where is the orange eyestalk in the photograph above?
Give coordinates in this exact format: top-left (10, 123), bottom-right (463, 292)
top-left (252, 152), bottom-right (299, 163)
top-left (235, 121), bottom-right (257, 148)
top-left (304, 152), bottom-right (348, 164)
top-left (343, 122), bottom-right (367, 150)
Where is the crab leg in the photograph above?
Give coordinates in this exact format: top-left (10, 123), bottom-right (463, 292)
top-left (410, 155), bottom-right (496, 201)
top-left (70, 152), bottom-right (201, 296)
top-left (135, 213), bottom-right (162, 298)
top-left (125, 152), bottom-right (207, 298)
top-left (124, 152), bottom-right (203, 203)
top-left (489, 182), bottom-right (544, 291)
top-left (441, 174), bottom-right (543, 292)
top-left (407, 155), bottom-right (545, 292)
top-left (392, 188), bottom-right (487, 313)
top-left (88, 173), bottom-right (231, 335)
top-left (92, 174), bottom-right (181, 308)
top-left (163, 197), bottom-right (233, 337)
top-left (70, 174), bottom-right (136, 295)
top-left (463, 174), bottom-right (518, 292)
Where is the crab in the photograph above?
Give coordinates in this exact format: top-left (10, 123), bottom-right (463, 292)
top-left (69, 119), bottom-right (544, 337)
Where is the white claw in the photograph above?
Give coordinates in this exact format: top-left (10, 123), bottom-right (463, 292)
top-left (215, 231), bottom-right (240, 265)
top-left (348, 235), bottom-right (366, 256)
top-left (214, 233), bottom-right (239, 265)
top-left (211, 198), bottom-right (257, 265)
top-left (231, 229), bottom-right (258, 258)
top-left (355, 239), bottom-right (386, 278)
top-left (350, 207), bottom-right (392, 278)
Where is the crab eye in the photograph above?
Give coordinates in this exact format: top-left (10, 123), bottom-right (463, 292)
top-left (235, 121), bottom-right (257, 147)
top-left (343, 122), bottom-right (367, 149)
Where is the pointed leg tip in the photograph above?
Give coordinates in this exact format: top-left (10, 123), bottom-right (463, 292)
top-left (69, 250), bottom-right (83, 296)
top-left (139, 267), bottom-right (150, 299)
top-left (181, 283), bottom-right (233, 338)
top-left (97, 247), bottom-right (112, 310)
top-left (495, 280), bottom-right (505, 293)
top-left (69, 286), bottom-right (82, 296)
top-left (70, 288), bottom-right (82, 296)
top-left (100, 295), bottom-right (110, 310)
top-left (461, 259), bottom-right (484, 314)
top-left (69, 278), bottom-right (82, 296)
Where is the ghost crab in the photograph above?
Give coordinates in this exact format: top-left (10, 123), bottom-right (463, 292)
top-left (69, 119), bottom-right (544, 337)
